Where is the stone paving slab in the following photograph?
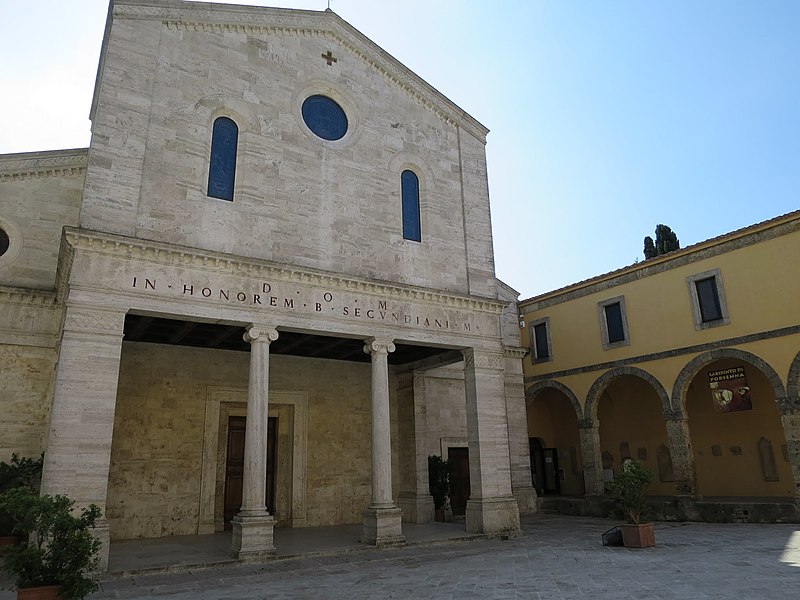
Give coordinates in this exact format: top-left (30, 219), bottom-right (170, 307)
top-left (2, 514), bottom-right (799, 598)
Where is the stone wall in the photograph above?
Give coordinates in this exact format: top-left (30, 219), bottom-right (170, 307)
top-left (83, 3), bottom-right (494, 297)
top-left (0, 150), bottom-right (85, 290)
top-left (0, 343), bottom-right (57, 460)
top-left (108, 341), bottom-right (379, 540)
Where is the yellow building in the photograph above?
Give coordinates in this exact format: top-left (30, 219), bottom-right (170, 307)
top-left (519, 211), bottom-right (800, 522)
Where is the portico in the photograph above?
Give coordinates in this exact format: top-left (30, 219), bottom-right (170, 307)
top-left (36, 227), bottom-right (526, 569)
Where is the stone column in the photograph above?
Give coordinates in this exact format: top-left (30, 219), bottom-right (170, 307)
top-left (230, 324), bottom-right (278, 559)
top-left (361, 338), bottom-right (404, 546)
top-left (779, 407), bottom-right (800, 504)
top-left (578, 422), bottom-right (604, 496)
top-left (40, 304), bottom-right (126, 571)
top-left (463, 348), bottom-right (521, 535)
top-left (503, 347), bottom-right (537, 513)
top-left (397, 371), bottom-right (435, 523)
top-left (665, 416), bottom-right (697, 496)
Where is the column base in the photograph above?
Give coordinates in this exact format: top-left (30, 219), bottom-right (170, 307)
top-left (512, 485), bottom-right (538, 514)
top-left (361, 506), bottom-right (405, 547)
top-left (229, 513), bottom-right (276, 559)
top-left (466, 496), bottom-right (521, 537)
top-left (398, 492), bottom-right (435, 523)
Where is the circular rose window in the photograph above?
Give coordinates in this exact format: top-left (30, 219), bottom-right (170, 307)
top-left (0, 227), bottom-right (9, 258)
top-left (301, 95), bottom-right (348, 141)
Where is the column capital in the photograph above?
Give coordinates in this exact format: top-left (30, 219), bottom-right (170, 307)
top-left (244, 325), bottom-right (279, 344)
top-left (363, 338), bottom-right (395, 356)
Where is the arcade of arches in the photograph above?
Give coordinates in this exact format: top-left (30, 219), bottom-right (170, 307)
top-left (526, 348), bottom-right (800, 521)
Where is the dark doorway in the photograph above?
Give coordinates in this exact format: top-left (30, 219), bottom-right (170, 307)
top-left (529, 437), bottom-right (560, 495)
top-left (448, 447), bottom-right (470, 516)
top-left (224, 416), bottom-right (277, 527)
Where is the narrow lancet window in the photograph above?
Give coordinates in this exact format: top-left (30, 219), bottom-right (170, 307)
top-left (207, 117), bottom-right (238, 201)
top-left (401, 170), bottom-right (421, 242)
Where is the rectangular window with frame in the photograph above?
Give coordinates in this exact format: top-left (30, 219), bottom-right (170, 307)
top-left (598, 296), bottom-right (629, 349)
top-left (529, 318), bottom-right (552, 363)
top-left (687, 269), bottom-right (729, 330)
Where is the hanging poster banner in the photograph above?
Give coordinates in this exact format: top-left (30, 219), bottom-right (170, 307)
top-left (708, 366), bottom-right (752, 413)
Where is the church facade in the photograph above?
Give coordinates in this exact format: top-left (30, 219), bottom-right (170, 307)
top-left (520, 211), bottom-right (800, 522)
top-left (0, 0), bottom-right (534, 569)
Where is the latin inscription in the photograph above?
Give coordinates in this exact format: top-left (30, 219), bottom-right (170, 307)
top-left (131, 277), bottom-right (473, 332)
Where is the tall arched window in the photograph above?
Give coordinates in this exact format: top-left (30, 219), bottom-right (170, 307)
top-left (207, 117), bottom-right (238, 201)
top-left (401, 170), bottom-right (421, 242)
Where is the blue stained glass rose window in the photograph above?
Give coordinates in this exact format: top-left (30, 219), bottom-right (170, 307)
top-left (301, 95), bottom-right (348, 141)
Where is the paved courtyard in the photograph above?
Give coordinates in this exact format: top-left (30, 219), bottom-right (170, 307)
top-left (6, 514), bottom-right (800, 599)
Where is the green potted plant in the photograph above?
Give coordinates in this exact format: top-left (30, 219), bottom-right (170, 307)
top-left (605, 458), bottom-right (655, 548)
top-left (428, 455), bottom-right (450, 522)
top-left (0, 454), bottom-right (43, 548)
top-left (0, 487), bottom-right (101, 599)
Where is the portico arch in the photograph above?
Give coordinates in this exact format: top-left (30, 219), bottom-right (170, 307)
top-left (674, 348), bottom-right (794, 498)
top-left (672, 348), bottom-right (787, 417)
top-left (525, 380), bottom-right (585, 496)
top-left (585, 366), bottom-right (671, 423)
top-left (586, 366), bottom-right (674, 495)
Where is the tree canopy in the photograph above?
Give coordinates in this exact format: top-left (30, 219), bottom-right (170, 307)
top-left (643, 224), bottom-right (680, 259)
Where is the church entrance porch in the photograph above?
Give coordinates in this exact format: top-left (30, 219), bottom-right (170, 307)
top-left (69, 309), bottom-right (519, 568)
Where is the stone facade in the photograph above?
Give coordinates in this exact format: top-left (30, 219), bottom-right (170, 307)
top-left (0, 0), bottom-right (532, 570)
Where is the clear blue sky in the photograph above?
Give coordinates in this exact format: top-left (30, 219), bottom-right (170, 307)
top-left (2, 1), bottom-right (798, 299)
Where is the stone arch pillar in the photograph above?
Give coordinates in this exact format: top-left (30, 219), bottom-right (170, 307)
top-left (577, 419), bottom-right (604, 496)
top-left (783, 351), bottom-right (800, 501)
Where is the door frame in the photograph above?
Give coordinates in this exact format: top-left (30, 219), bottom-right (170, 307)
top-left (199, 387), bottom-right (308, 533)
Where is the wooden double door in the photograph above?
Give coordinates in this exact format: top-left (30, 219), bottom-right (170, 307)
top-left (224, 416), bottom-right (277, 527)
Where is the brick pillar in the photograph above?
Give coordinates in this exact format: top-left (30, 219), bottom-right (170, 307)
top-left (578, 422), bottom-right (604, 496)
top-left (40, 304), bottom-right (126, 571)
top-left (463, 348), bottom-right (521, 535)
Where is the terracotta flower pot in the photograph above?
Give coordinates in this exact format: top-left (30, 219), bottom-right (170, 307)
top-left (16, 585), bottom-right (63, 600)
top-left (620, 523), bottom-right (655, 548)
top-left (0, 535), bottom-right (20, 554)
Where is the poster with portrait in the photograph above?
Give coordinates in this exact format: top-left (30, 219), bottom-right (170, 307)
top-left (708, 366), bottom-right (752, 413)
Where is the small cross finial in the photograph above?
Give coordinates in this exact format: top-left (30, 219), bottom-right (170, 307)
top-left (322, 50), bottom-right (337, 66)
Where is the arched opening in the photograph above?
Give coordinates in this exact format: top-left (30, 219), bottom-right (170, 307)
top-left (596, 375), bottom-right (673, 495)
top-left (684, 357), bottom-right (793, 498)
top-left (526, 385), bottom-right (583, 496)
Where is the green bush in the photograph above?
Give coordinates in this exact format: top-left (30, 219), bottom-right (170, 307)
top-left (0, 488), bottom-right (101, 599)
top-left (0, 454), bottom-right (43, 535)
top-left (428, 455), bottom-right (450, 510)
top-left (605, 459), bottom-right (654, 524)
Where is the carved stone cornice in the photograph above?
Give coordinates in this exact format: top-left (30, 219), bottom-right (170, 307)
top-left (503, 346), bottom-right (528, 360)
top-left (62, 227), bottom-right (508, 315)
top-left (0, 285), bottom-right (58, 308)
top-left (463, 348), bottom-right (504, 370)
top-left (62, 305), bottom-right (126, 336)
top-left (395, 371), bottom-right (414, 389)
top-left (0, 149), bottom-right (88, 182)
top-left (112, 1), bottom-right (488, 141)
